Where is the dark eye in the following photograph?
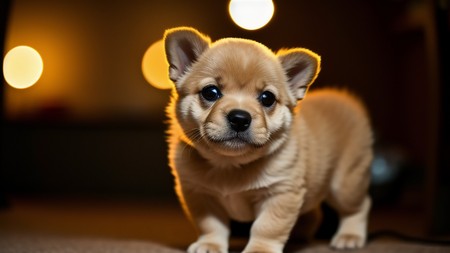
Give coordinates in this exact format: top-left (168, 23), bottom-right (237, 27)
top-left (201, 85), bottom-right (222, 102)
top-left (259, 91), bottom-right (276, 107)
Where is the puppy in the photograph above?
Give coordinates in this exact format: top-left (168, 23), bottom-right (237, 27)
top-left (164, 27), bottom-right (373, 253)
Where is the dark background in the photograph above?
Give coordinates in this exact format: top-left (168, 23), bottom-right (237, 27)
top-left (1, 0), bottom-right (449, 236)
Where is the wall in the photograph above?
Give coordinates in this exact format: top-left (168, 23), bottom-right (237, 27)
top-left (1, 1), bottom-right (441, 207)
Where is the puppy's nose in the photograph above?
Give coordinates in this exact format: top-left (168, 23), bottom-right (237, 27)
top-left (227, 109), bottom-right (252, 132)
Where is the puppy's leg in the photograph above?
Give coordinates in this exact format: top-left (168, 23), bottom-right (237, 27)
top-left (243, 189), bottom-right (305, 253)
top-left (181, 189), bottom-right (230, 253)
top-left (328, 153), bottom-right (372, 249)
top-left (330, 196), bottom-right (371, 249)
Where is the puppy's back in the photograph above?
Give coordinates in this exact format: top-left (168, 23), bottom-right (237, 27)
top-left (299, 89), bottom-right (371, 141)
top-left (295, 89), bottom-right (372, 211)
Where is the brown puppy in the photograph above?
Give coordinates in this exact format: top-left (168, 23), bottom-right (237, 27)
top-left (164, 27), bottom-right (373, 253)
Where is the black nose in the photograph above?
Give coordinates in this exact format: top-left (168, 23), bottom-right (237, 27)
top-left (227, 109), bottom-right (252, 132)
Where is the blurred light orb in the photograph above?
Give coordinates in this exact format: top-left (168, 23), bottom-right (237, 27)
top-left (3, 46), bottom-right (43, 89)
top-left (142, 39), bottom-right (172, 90)
top-left (229, 0), bottom-right (275, 30)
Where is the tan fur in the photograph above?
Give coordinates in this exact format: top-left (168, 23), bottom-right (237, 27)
top-left (164, 27), bottom-right (373, 253)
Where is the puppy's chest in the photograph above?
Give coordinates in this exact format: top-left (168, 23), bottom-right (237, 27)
top-left (197, 169), bottom-right (288, 222)
top-left (217, 193), bottom-right (256, 222)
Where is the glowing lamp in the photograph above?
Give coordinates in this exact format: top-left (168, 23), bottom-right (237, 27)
top-left (3, 46), bottom-right (43, 89)
top-left (142, 39), bottom-right (172, 90)
top-left (229, 0), bottom-right (275, 30)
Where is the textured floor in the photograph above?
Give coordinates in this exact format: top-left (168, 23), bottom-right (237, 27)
top-left (1, 233), bottom-right (449, 253)
top-left (0, 197), bottom-right (449, 252)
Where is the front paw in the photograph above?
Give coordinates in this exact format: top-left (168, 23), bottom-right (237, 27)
top-left (242, 249), bottom-right (281, 253)
top-left (188, 241), bottom-right (226, 253)
top-left (242, 250), bottom-right (280, 253)
top-left (330, 233), bottom-right (365, 249)
top-left (242, 239), bottom-right (283, 253)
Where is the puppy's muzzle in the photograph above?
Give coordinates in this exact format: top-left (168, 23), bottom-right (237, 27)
top-left (227, 109), bottom-right (252, 132)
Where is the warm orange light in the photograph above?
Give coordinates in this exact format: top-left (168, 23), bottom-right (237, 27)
top-left (142, 39), bottom-right (173, 90)
top-left (3, 46), bottom-right (43, 89)
top-left (229, 0), bottom-right (275, 30)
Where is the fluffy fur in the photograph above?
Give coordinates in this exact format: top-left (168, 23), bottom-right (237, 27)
top-left (164, 27), bottom-right (373, 253)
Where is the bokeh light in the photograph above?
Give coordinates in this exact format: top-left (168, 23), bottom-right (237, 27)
top-left (142, 39), bottom-right (173, 90)
top-left (229, 0), bottom-right (275, 30)
top-left (3, 46), bottom-right (44, 89)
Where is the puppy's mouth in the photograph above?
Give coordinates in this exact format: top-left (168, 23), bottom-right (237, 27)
top-left (206, 132), bottom-right (264, 149)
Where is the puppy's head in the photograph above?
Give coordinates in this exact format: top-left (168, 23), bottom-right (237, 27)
top-left (165, 27), bottom-right (320, 163)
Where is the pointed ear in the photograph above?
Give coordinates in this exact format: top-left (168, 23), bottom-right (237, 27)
top-left (277, 48), bottom-right (321, 100)
top-left (164, 27), bottom-right (211, 83)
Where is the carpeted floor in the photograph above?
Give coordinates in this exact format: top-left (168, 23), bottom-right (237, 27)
top-left (1, 233), bottom-right (450, 253)
top-left (0, 234), bottom-right (184, 253)
top-left (1, 197), bottom-right (449, 253)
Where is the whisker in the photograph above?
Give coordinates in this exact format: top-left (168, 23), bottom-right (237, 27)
top-left (177, 127), bottom-right (206, 159)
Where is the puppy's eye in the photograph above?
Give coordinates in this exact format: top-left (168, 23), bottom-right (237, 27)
top-left (201, 85), bottom-right (222, 102)
top-left (259, 91), bottom-right (276, 107)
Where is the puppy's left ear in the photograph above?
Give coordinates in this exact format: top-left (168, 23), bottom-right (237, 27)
top-left (277, 49), bottom-right (321, 100)
top-left (164, 27), bottom-right (211, 83)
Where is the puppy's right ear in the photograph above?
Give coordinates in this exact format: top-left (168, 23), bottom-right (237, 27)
top-left (164, 27), bottom-right (211, 83)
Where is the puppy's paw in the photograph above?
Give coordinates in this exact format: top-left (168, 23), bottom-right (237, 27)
top-left (187, 241), bottom-right (225, 253)
top-left (243, 249), bottom-right (281, 253)
top-left (242, 251), bottom-right (280, 253)
top-left (330, 233), bottom-right (365, 249)
top-left (243, 239), bottom-right (282, 253)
